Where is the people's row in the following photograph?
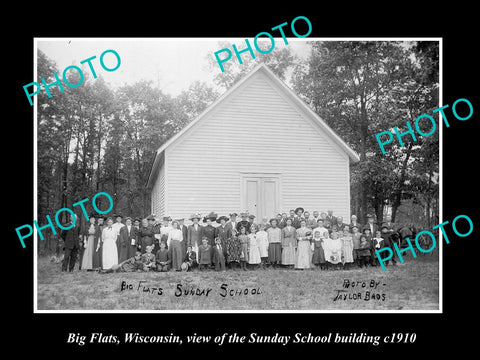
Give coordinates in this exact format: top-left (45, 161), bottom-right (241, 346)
top-left (59, 210), bottom-right (401, 272)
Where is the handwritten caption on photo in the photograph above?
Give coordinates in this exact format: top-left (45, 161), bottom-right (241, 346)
top-left (333, 279), bottom-right (386, 302)
top-left (120, 280), bottom-right (262, 298)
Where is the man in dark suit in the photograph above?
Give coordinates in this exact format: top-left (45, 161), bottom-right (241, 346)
top-left (336, 216), bottom-right (347, 231)
top-left (362, 214), bottom-right (379, 235)
top-left (61, 213), bottom-right (81, 272)
top-left (325, 210), bottom-right (337, 227)
top-left (215, 216), bottom-right (231, 259)
top-left (177, 218), bottom-right (188, 255)
top-left (187, 214), bottom-right (204, 250)
top-left (119, 217), bottom-right (137, 261)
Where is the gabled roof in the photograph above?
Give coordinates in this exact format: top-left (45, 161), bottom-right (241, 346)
top-left (147, 64), bottom-right (360, 189)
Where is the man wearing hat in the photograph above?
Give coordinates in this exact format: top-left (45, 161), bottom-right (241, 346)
top-left (61, 213), bottom-right (81, 272)
top-left (363, 214), bottom-right (379, 235)
top-left (226, 213), bottom-right (238, 235)
top-left (215, 216), bottom-right (230, 260)
top-left (176, 218), bottom-right (188, 255)
top-left (236, 212), bottom-right (251, 234)
top-left (187, 213), bottom-right (203, 254)
top-left (119, 217), bottom-right (137, 262)
top-left (203, 212), bottom-right (217, 261)
top-left (146, 215), bottom-right (161, 253)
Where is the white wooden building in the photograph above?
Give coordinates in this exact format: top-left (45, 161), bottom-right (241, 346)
top-left (146, 64), bottom-right (360, 222)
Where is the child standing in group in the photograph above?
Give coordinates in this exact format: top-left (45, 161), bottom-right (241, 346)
top-left (323, 230), bottom-right (343, 270)
top-left (351, 226), bottom-right (362, 268)
top-left (311, 229), bottom-right (326, 270)
top-left (341, 228), bottom-right (354, 269)
top-left (363, 228), bottom-right (373, 266)
top-left (358, 235), bottom-right (372, 268)
top-left (238, 226), bottom-right (249, 271)
top-left (256, 223), bottom-right (269, 269)
top-left (212, 237), bottom-right (226, 271)
top-left (181, 246), bottom-right (197, 271)
top-left (371, 230), bottom-right (385, 266)
top-left (281, 218), bottom-right (296, 269)
top-left (198, 237), bottom-right (212, 270)
top-left (247, 224), bottom-right (261, 269)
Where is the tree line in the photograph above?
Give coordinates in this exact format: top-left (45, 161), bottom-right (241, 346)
top-left (37, 41), bottom-right (438, 252)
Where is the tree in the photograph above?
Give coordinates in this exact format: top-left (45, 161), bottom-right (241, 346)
top-left (207, 41), bottom-right (296, 90)
top-left (292, 41), bottom-right (439, 224)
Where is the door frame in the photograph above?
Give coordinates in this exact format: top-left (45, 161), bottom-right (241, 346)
top-left (239, 173), bottom-right (282, 219)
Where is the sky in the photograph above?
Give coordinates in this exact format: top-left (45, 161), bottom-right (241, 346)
top-left (37, 38), bottom-right (312, 97)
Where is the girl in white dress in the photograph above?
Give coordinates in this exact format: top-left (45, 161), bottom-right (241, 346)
top-left (247, 224), bottom-right (261, 268)
top-left (256, 223), bottom-right (269, 268)
top-left (323, 230), bottom-right (343, 270)
top-left (101, 218), bottom-right (119, 269)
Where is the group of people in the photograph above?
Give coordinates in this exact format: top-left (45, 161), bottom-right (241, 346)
top-left (59, 207), bottom-right (412, 273)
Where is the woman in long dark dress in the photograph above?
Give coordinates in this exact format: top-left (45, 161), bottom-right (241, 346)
top-left (167, 220), bottom-right (184, 271)
top-left (138, 218), bottom-right (155, 254)
top-left (92, 215), bottom-right (105, 269)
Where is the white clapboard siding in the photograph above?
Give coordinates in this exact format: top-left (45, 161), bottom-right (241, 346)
top-left (154, 67), bottom-right (354, 222)
top-left (151, 162), bottom-right (165, 217)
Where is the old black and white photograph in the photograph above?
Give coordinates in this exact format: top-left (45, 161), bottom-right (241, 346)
top-left (33, 38), bottom-right (441, 312)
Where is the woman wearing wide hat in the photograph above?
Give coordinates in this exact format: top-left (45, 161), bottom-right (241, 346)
top-left (236, 212), bottom-right (251, 234)
top-left (187, 213), bottom-right (203, 253)
top-left (203, 212), bottom-right (217, 263)
top-left (215, 216), bottom-right (231, 259)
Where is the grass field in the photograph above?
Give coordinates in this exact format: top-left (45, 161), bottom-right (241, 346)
top-left (37, 253), bottom-right (439, 311)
